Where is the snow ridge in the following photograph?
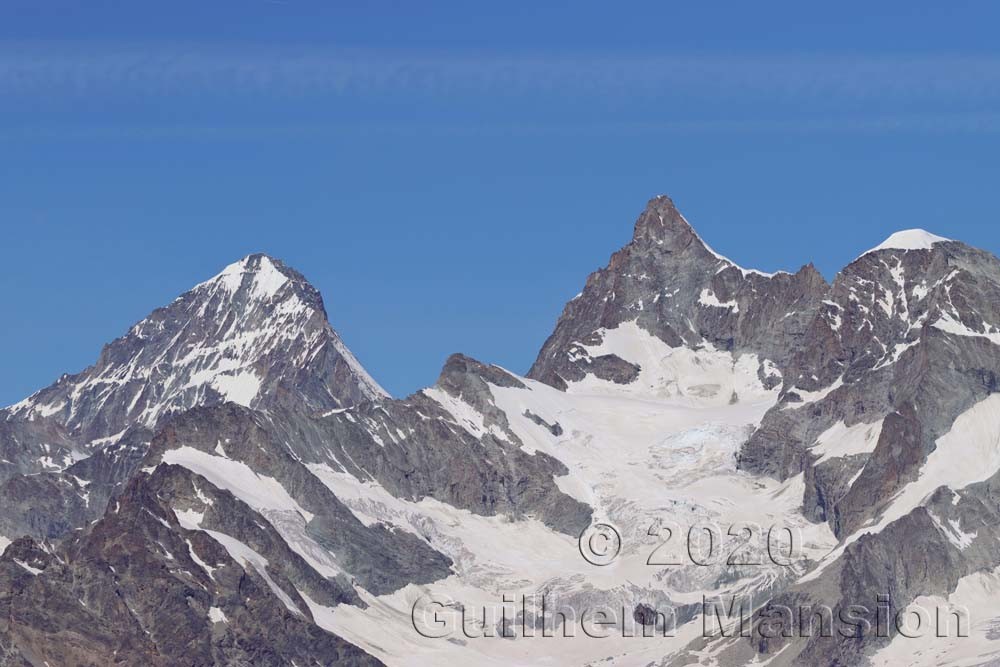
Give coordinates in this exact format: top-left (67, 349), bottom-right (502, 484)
top-left (862, 229), bottom-right (951, 256)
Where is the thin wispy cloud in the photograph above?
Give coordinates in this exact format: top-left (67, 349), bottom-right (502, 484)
top-left (2, 44), bottom-right (1000, 104)
top-left (5, 112), bottom-right (1000, 143)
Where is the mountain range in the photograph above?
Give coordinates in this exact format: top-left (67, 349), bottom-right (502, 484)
top-left (2, 195), bottom-right (999, 666)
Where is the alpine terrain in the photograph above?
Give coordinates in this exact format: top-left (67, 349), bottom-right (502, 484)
top-left (2, 196), bottom-right (1000, 666)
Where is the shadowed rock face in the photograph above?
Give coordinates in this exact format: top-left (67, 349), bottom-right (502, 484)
top-left (143, 404), bottom-right (456, 596)
top-left (740, 237), bottom-right (1000, 538)
top-left (258, 354), bottom-right (592, 536)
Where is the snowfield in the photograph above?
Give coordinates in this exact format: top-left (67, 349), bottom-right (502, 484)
top-left (151, 318), bottom-right (1000, 666)
top-left (300, 324), bottom-right (839, 666)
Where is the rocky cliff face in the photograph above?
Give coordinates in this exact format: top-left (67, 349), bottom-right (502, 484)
top-left (528, 201), bottom-right (1000, 665)
top-left (532, 200), bottom-right (1000, 666)
top-left (2, 197), bottom-right (1000, 667)
top-left (0, 472), bottom-right (384, 667)
top-left (740, 233), bottom-right (1000, 538)
top-left (529, 196), bottom-right (828, 392)
top-left (712, 234), bottom-right (1000, 666)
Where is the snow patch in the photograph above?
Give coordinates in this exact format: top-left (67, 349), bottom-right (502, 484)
top-left (186, 539), bottom-right (216, 579)
top-left (810, 420), bottom-right (883, 465)
top-left (803, 394), bottom-right (1000, 582)
top-left (787, 377), bottom-right (844, 407)
top-left (862, 229), bottom-right (950, 256)
top-left (928, 512), bottom-right (977, 551)
top-left (198, 254), bottom-right (288, 300)
top-left (203, 530), bottom-right (302, 615)
top-left (698, 289), bottom-right (739, 312)
top-left (249, 256), bottom-right (290, 300)
top-left (567, 321), bottom-right (775, 406)
top-left (175, 508), bottom-right (205, 530)
top-left (869, 566), bottom-right (1000, 666)
top-left (162, 447), bottom-right (314, 522)
top-left (874, 340), bottom-right (920, 369)
top-left (422, 387), bottom-right (512, 444)
top-left (209, 370), bottom-right (262, 407)
top-left (14, 560), bottom-right (43, 575)
top-left (933, 312), bottom-right (1000, 346)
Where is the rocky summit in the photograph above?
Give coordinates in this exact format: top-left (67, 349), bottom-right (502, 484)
top-left (2, 196), bottom-right (1000, 666)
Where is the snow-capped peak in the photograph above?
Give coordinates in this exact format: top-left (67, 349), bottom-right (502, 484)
top-left (5, 253), bottom-right (387, 440)
top-left (862, 229), bottom-right (951, 256)
top-left (196, 253), bottom-right (291, 301)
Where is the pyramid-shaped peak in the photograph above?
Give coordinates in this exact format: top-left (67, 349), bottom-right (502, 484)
top-left (633, 195), bottom-right (692, 238)
top-left (5, 251), bottom-right (385, 439)
top-left (645, 194), bottom-right (683, 215)
top-left (862, 229), bottom-right (951, 256)
top-left (189, 253), bottom-right (332, 318)
top-left (632, 194), bottom-right (783, 278)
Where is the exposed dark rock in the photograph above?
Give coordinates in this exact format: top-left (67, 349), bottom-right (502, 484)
top-left (0, 472), bottom-right (385, 666)
top-left (523, 409), bottom-right (563, 436)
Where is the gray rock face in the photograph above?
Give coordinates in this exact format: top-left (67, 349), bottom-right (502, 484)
top-left (0, 425), bottom-right (151, 540)
top-left (0, 473), bottom-right (384, 667)
top-left (740, 238), bottom-right (1000, 537)
top-left (143, 403), bottom-right (455, 596)
top-left (529, 196), bottom-right (828, 390)
top-left (684, 466), bottom-right (1000, 667)
top-left (0, 254), bottom-right (389, 543)
top-left (707, 239), bottom-right (1000, 665)
top-left (0, 418), bottom-right (78, 482)
top-left (261, 353), bottom-right (592, 536)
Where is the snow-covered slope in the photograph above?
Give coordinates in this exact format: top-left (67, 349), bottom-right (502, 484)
top-left (297, 334), bottom-right (836, 666)
top-left (3, 195), bottom-right (1000, 667)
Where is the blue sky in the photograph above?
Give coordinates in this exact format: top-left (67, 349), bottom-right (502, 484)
top-left (3, 2), bottom-right (1000, 404)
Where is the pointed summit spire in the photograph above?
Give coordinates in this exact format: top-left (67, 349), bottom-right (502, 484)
top-left (631, 195), bottom-right (700, 248)
top-left (631, 194), bottom-right (781, 278)
top-left (529, 193), bottom-right (825, 389)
